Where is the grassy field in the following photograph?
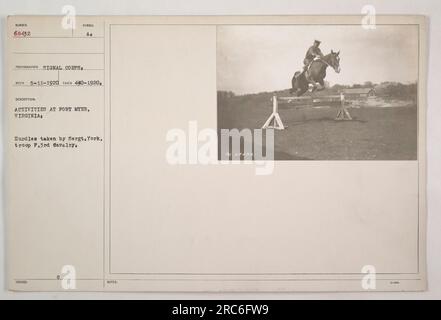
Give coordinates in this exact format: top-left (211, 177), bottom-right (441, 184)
top-left (218, 93), bottom-right (417, 160)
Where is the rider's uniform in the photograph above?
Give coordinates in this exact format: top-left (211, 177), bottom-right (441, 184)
top-left (303, 45), bottom-right (324, 71)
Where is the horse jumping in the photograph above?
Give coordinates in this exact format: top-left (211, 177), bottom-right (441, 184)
top-left (290, 50), bottom-right (341, 97)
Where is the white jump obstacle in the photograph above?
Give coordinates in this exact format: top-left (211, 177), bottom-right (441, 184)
top-left (262, 93), bottom-right (353, 130)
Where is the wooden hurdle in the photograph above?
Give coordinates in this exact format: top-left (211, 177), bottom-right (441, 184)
top-left (262, 93), bottom-right (352, 130)
top-left (261, 95), bottom-right (286, 130)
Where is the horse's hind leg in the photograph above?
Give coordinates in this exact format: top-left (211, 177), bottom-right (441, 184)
top-left (316, 78), bottom-right (325, 91)
top-left (289, 74), bottom-right (298, 94)
top-left (305, 77), bottom-right (317, 92)
top-left (296, 87), bottom-right (307, 97)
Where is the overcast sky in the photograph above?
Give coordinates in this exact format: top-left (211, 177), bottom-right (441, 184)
top-left (217, 25), bottom-right (418, 94)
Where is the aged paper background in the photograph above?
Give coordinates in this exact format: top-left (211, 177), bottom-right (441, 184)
top-left (5, 15), bottom-right (427, 292)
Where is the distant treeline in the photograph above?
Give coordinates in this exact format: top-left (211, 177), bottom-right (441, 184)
top-left (218, 81), bottom-right (417, 101)
top-left (329, 81), bottom-right (417, 99)
top-left (217, 91), bottom-right (236, 99)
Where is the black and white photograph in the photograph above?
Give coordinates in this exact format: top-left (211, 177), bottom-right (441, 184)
top-left (1, 0), bottom-right (441, 303)
top-left (217, 25), bottom-right (419, 160)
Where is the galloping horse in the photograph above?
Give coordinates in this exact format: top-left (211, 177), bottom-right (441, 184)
top-left (290, 50), bottom-right (341, 96)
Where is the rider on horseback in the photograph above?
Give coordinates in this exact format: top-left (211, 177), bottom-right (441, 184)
top-left (294, 40), bottom-right (324, 79)
top-left (303, 40), bottom-right (324, 72)
top-left (291, 42), bottom-right (341, 96)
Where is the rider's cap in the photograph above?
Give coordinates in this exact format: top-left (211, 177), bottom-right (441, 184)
top-left (314, 40), bottom-right (321, 44)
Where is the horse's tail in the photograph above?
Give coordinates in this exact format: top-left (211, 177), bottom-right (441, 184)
top-left (290, 71), bottom-right (300, 93)
top-left (290, 76), bottom-right (295, 94)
